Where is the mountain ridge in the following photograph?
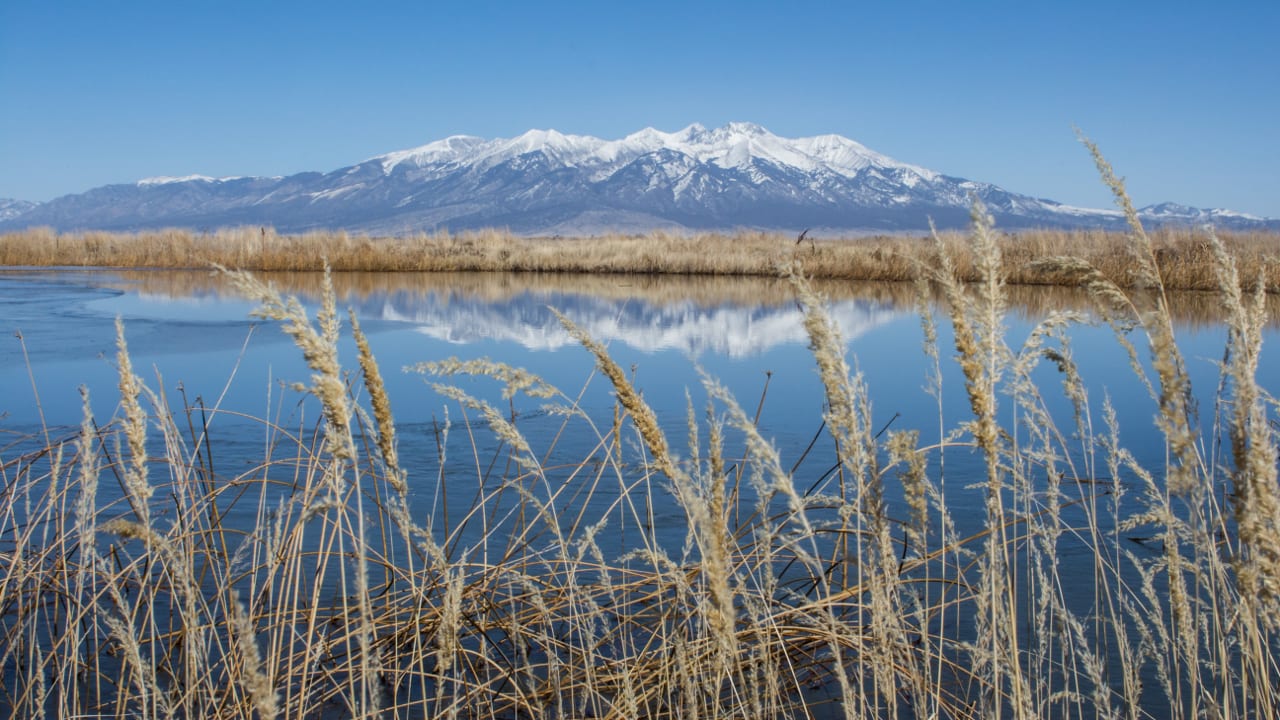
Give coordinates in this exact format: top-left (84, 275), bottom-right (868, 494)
top-left (0, 198), bottom-right (39, 222)
top-left (3, 123), bottom-right (1275, 234)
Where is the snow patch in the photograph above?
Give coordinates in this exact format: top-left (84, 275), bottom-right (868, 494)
top-left (137, 175), bottom-right (243, 186)
top-left (309, 184), bottom-right (363, 202)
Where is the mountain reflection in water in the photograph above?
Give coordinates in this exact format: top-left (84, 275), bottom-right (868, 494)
top-left (89, 267), bottom-right (1280, 345)
top-left (91, 270), bottom-right (913, 357)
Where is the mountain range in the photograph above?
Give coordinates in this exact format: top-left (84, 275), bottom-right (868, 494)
top-left (2, 122), bottom-right (1275, 234)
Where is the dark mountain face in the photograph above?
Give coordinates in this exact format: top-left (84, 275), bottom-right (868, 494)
top-left (3, 123), bottom-right (1275, 234)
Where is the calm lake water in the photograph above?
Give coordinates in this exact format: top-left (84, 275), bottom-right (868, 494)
top-left (1, 267), bottom-right (1276, 550)
top-left (3, 266), bottom-right (1278, 717)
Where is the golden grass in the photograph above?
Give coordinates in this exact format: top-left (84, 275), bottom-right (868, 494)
top-left (1, 158), bottom-right (1278, 718)
top-left (2, 223), bottom-right (1278, 291)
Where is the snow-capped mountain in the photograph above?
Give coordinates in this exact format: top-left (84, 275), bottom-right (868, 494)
top-left (2, 123), bottom-right (1274, 234)
top-left (0, 198), bottom-right (39, 222)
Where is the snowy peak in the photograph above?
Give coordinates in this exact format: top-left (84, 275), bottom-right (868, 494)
top-left (699, 121), bottom-right (771, 142)
top-left (375, 135), bottom-right (487, 171)
top-left (508, 128), bottom-right (594, 154)
top-left (375, 129), bottom-right (606, 173)
top-left (137, 175), bottom-right (244, 187)
top-left (798, 134), bottom-right (937, 180)
top-left (372, 122), bottom-right (930, 182)
top-left (489, 128), bottom-right (606, 167)
top-left (1139, 202), bottom-right (1263, 223)
top-left (0, 198), bottom-right (38, 222)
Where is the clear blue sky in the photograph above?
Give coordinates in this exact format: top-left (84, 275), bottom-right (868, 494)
top-left (2, 1), bottom-right (1277, 216)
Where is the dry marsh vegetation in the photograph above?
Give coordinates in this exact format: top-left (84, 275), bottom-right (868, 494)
top-left (2, 160), bottom-right (1279, 719)
top-left (2, 223), bottom-right (1278, 292)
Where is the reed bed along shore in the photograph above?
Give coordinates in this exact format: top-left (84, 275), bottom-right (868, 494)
top-left (3, 162), bottom-right (1279, 717)
top-left (2, 223), bottom-right (1278, 292)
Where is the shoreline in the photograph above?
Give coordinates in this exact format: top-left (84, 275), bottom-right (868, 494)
top-left (3, 226), bottom-right (1278, 292)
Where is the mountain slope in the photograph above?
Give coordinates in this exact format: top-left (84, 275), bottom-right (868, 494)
top-left (0, 199), bottom-right (39, 222)
top-left (3, 123), bottom-right (1275, 234)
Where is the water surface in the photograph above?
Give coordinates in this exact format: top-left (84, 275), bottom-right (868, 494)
top-left (2, 268), bottom-right (1275, 547)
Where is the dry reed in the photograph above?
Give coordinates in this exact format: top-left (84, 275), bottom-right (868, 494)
top-left (2, 224), bottom-right (1277, 292)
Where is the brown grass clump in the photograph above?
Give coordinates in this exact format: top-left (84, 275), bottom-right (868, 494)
top-left (2, 223), bottom-right (1277, 292)
top-left (1, 150), bottom-right (1278, 719)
